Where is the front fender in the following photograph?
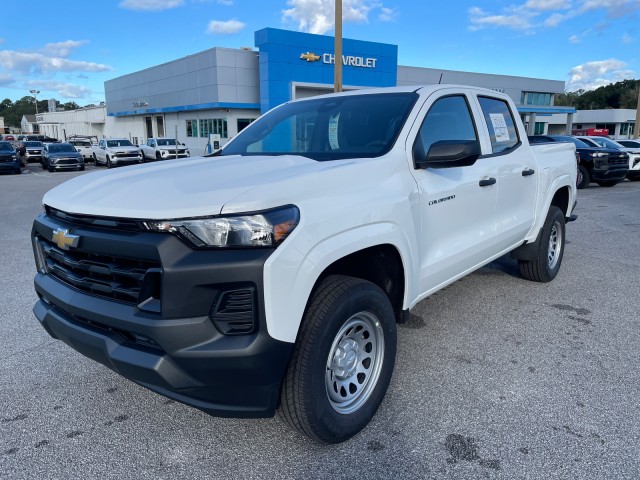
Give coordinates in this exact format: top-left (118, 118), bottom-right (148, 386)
top-left (262, 223), bottom-right (416, 343)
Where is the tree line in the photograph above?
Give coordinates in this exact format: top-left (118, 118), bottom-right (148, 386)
top-left (555, 79), bottom-right (640, 110)
top-left (0, 97), bottom-right (84, 130)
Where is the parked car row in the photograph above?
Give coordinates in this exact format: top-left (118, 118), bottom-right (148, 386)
top-left (528, 134), bottom-right (639, 188)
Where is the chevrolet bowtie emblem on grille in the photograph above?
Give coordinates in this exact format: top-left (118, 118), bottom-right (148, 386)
top-left (300, 52), bottom-right (320, 62)
top-left (52, 228), bottom-right (80, 250)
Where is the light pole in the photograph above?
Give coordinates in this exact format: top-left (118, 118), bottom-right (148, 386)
top-left (29, 89), bottom-right (40, 115)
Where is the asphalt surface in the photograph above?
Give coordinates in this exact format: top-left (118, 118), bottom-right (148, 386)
top-left (1, 164), bottom-right (639, 479)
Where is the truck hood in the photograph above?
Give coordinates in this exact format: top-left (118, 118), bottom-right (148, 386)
top-left (42, 154), bottom-right (356, 219)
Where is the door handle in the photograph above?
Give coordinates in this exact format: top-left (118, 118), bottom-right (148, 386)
top-left (479, 178), bottom-right (496, 187)
top-left (522, 168), bottom-right (535, 176)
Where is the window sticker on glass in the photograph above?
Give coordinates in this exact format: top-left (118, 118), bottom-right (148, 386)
top-left (489, 113), bottom-right (510, 143)
top-left (328, 113), bottom-right (340, 150)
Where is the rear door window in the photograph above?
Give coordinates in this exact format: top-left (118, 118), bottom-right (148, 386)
top-left (478, 96), bottom-right (519, 154)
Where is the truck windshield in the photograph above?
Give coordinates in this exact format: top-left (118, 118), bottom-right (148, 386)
top-left (157, 139), bottom-right (177, 146)
top-left (221, 92), bottom-right (418, 161)
top-left (48, 144), bottom-right (77, 153)
top-left (107, 140), bottom-right (134, 147)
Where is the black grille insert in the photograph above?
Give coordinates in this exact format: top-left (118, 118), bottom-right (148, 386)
top-left (37, 235), bottom-right (161, 304)
top-left (46, 206), bottom-right (143, 231)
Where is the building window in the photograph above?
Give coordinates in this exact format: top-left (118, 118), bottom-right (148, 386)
top-left (534, 122), bottom-right (545, 135)
top-left (522, 92), bottom-right (552, 106)
top-left (198, 118), bottom-right (228, 138)
top-left (620, 123), bottom-right (635, 136)
top-left (186, 120), bottom-right (198, 137)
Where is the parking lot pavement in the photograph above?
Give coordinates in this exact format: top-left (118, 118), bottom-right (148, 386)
top-left (1, 171), bottom-right (639, 479)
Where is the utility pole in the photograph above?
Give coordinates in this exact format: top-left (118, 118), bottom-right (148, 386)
top-left (334, 0), bottom-right (342, 93)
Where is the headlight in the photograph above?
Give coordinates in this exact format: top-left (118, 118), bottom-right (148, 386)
top-left (591, 152), bottom-right (608, 158)
top-left (11, 154), bottom-right (17, 160)
top-left (143, 205), bottom-right (299, 248)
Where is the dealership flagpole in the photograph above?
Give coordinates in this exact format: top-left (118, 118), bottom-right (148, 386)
top-left (334, 0), bottom-right (343, 92)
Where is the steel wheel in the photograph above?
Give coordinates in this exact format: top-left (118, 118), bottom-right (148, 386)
top-left (547, 218), bottom-right (563, 270)
top-left (326, 312), bottom-right (385, 415)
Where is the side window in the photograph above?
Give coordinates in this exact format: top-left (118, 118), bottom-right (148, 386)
top-left (413, 95), bottom-right (477, 163)
top-left (478, 96), bottom-right (519, 154)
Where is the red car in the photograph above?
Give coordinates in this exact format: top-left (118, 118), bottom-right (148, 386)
top-left (4, 134), bottom-right (15, 141)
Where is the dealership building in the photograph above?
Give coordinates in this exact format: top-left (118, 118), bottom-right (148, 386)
top-left (37, 27), bottom-right (578, 153)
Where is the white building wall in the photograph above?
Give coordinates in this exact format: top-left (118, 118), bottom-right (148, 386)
top-left (37, 106), bottom-right (106, 140)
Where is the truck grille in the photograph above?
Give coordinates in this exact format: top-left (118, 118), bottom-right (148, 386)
top-left (36, 234), bottom-right (161, 304)
top-left (609, 154), bottom-right (628, 166)
top-left (115, 152), bottom-right (140, 158)
top-left (46, 206), bottom-right (143, 231)
top-left (55, 157), bottom-right (80, 165)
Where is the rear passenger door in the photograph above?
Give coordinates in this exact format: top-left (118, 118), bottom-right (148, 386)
top-left (474, 95), bottom-right (537, 250)
top-left (407, 90), bottom-right (499, 294)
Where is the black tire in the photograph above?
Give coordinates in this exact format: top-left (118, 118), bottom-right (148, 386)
top-left (79, 165), bottom-right (85, 171)
top-left (518, 206), bottom-right (565, 283)
top-left (93, 153), bottom-right (98, 164)
top-left (41, 161), bottom-right (45, 170)
top-left (279, 275), bottom-right (397, 444)
top-left (629, 176), bottom-right (640, 181)
top-left (596, 180), bottom-right (618, 187)
top-left (48, 165), bottom-right (54, 173)
top-left (156, 151), bottom-right (162, 161)
top-left (106, 157), bottom-right (112, 169)
top-left (576, 165), bottom-right (590, 189)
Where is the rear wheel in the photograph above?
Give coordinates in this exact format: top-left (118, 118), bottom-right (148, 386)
top-left (596, 180), bottom-right (618, 187)
top-left (576, 165), bottom-right (590, 189)
top-left (518, 206), bottom-right (565, 283)
top-left (279, 275), bottom-right (397, 444)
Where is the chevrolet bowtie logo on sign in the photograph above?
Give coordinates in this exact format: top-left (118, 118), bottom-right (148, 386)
top-left (52, 228), bottom-right (80, 250)
top-left (300, 52), bottom-right (321, 62)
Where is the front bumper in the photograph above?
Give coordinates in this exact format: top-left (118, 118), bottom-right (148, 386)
top-left (113, 156), bottom-right (143, 165)
top-left (0, 160), bottom-right (21, 173)
top-left (31, 213), bottom-right (293, 417)
top-left (591, 166), bottom-right (629, 182)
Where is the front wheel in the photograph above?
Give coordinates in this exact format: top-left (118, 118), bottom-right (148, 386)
top-left (279, 275), bottom-right (397, 444)
top-left (576, 165), bottom-right (590, 189)
top-left (106, 157), bottom-right (113, 169)
top-left (518, 206), bottom-right (565, 282)
top-left (596, 180), bottom-right (618, 187)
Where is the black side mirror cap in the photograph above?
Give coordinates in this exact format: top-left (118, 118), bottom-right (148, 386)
top-left (415, 140), bottom-right (481, 169)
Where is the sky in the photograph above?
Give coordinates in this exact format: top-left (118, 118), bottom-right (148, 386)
top-left (0, 0), bottom-right (638, 105)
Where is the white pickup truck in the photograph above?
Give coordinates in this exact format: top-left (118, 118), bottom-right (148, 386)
top-left (140, 137), bottom-right (190, 161)
top-left (92, 138), bottom-right (143, 168)
top-left (31, 85), bottom-right (577, 444)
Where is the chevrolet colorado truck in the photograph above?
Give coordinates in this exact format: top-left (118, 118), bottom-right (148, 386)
top-left (31, 85), bottom-right (577, 443)
top-left (140, 137), bottom-right (190, 161)
top-left (92, 138), bottom-right (143, 168)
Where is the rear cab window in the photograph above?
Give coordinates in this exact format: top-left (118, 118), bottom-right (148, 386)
top-left (477, 96), bottom-right (519, 154)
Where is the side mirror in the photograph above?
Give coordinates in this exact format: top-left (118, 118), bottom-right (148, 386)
top-left (415, 140), bottom-right (481, 169)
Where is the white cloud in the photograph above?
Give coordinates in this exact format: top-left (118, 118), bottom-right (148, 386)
top-left (282, 0), bottom-right (384, 34)
top-left (41, 40), bottom-right (88, 58)
top-left (0, 50), bottom-right (113, 75)
top-left (217, 0), bottom-right (233, 4)
top-left (379, 7), bottom-right (397, 22)
top-left (26, 80), bottom-right (93, 99)
top-left (566, 58), bottom-right (636, 91)
top-left (468, 6), bottom-right (535, 31)
top-left (579, 0), bottom-right (640, 17)
top-left (119, 0), bottom-right (184, 11)
top-left (569, 34), bottom-right (580, 43)
top-left (469, 0), bottom-right (640, 32)
top-left (525, 0), bottom-right (571, 10)
top-left (206, 19), bottom-right (246, 34)
top-left (0, 73), bottom-right (14, 86)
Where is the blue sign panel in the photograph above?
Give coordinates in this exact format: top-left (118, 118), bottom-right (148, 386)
top-left (254, 28), bottom-right (398, 113)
